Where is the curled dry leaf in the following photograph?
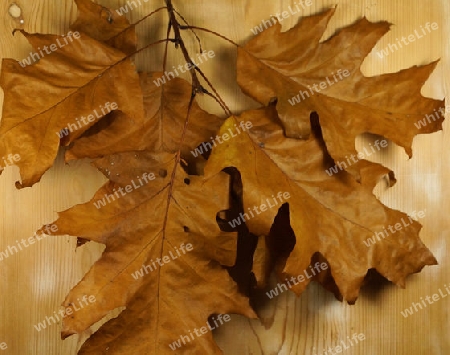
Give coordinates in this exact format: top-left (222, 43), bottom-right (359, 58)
top-left (66, 73), bottom-right (223, 161)
top-left (0, 0), bottom-right (143, 187)
top-left (42, 151), bottom-right (255, 354)
top-left (205, 106), bottom-right (437, 302)
top-left (237, 8), bottom-right (444, 181)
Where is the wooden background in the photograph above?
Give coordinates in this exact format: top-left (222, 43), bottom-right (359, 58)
top-left (0, 0), bottom-right (448, 354)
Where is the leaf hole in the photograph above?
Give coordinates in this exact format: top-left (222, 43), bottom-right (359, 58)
top-left (184, 178), bottom-right (190, 185)
top-left (101, 9), bottom-right (113, 23)
top-left (159, 169), bottom-right (167, 177)
top-left (268, 97), bottom-right (278, 106)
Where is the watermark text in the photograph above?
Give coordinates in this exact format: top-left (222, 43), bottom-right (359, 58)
top-left (313, 333), bottom-right (365, 355)
top-left (94, 172), bottom-right (156, 209)
top-left (131, 243), bottom-right (194, 280)
top-left (169, 314), bottom-right (231, 350)
top-left (228, 192), bottom-right (291, 228)
top-left (325, 139), bottom-right (388, 177)
top-left (116, 0), bottom-right (150, 16)
top-left (0, 153), bottom-right (21, 172)
top-left (0, 224), bottom-right (58, 262)
top-left (363, 210), bottom-right (426, 247)
top-left (376, 22), bottom-right (438, 58)
top-left (153, 51), bottom-right (215, 87)
top-left (33, 295), bottom-right (96, 332)
top-left (401, 283), bottom-right (450, 318)
top-left (288, 69), bottom-right (350, 106)
top-left (414, 105), bottom-right (448, 130)
top-left (250, 1), bottom-right (313, 35)
top-left (57, 102), bottom-right (118, 138)
top-left (18, 31), bottom-right (81, 67)
top-left (266, 262), bottom-right (329, 299)
top-left (191, 121), bottom-right (253, 157)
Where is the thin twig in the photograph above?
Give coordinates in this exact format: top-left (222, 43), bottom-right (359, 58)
top-left (180, 25), bottom-right (240, 48)
top-left (174, 9), bottom-right (203, 53)
top-left (195, 67), bottom-right (232, 116)
top-left (163, 1), bottom-right (233, 117)
top-left (131, 38), bottom-right (174, 59)
top-left (203, 90), bottom-right (231, 116)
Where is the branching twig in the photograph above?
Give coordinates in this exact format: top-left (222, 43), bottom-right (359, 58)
top-left (164, 0), bottom-right (233, 117)
top-left (165, 0), bottom-right (204, 95)
top-left (174, 9), bottom-right (203, 54)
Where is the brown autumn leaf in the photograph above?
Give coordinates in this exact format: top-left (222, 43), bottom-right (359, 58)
top-left (204, 106), bottom-right (437, 302)
top-left (0, 1), bottom-right (143, 187)
top-left (237, 8), bottom-right (444, 181)
top-left (42, 150), bottom-right (255, 354)
top-left (1, 1), bottom-right (440, 353)
top-left (65, 72), bottom-right (223, 161)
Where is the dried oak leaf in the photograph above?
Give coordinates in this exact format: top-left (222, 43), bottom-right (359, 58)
top-left (65, 72), bottom-right (223, 161)
top-left (0, 1), bottom-right (143, 187)
top-left (238, 8), bottom-right (444, 181)
top-left (43, 151), bottom-right (255, 354)
top-left (204, 106), bottom-right (437, 302)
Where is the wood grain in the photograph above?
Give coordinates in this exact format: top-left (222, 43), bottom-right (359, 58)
top-left (0, 0), bottom-right (448, 354)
